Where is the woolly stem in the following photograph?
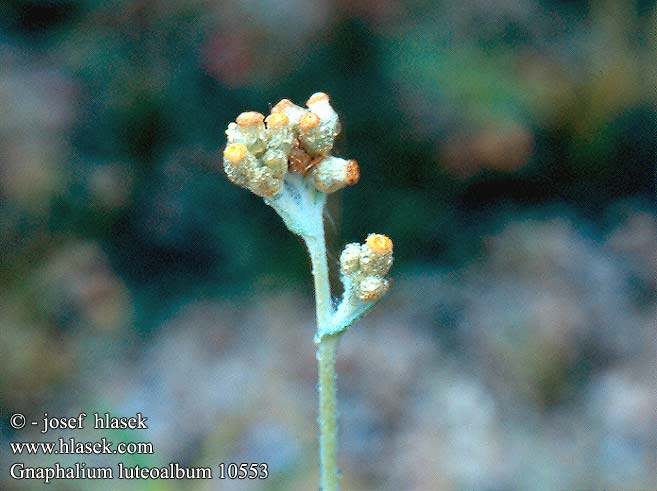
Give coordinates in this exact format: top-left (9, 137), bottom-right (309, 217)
top-left (304, 228), bottom-right (340, 491)
top-left (316, 334), bottom-right (339, 491)
top-left (305, 233), bottom-right (332, 335)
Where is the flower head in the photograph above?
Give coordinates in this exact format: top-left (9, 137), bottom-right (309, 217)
top-left (339, 234), bottom-right (394, 302)
top-left (222, 92), bottom-right (359, 197)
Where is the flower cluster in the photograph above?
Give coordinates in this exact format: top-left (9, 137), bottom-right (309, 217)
top-left (340, 234), bottom-right (394, 302)
top-left (221, 92), bottom-right (394, 341)
top-left (222, 93), bottom-right (359, 197)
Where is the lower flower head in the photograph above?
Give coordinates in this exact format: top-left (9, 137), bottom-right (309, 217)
top-left (339, 234), bottom-right (394, 303)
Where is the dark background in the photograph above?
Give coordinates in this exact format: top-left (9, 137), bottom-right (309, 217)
top-left (0, 1), bottom-right (654, 490)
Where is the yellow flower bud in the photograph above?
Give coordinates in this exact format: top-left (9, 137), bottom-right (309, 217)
top-left (305, 92), bottom-right (341, 156)
top-left (306, 92), bottom-right (340, 131)
top-left (223, 143), bottom-right (257, 187)
top-left (311, 157), bottom-right (360, 193)
top-left (271, 99), bottom-right (306, 125)
top-left (224, 142), bottom-right (248, 163)
top-left (265, 112), bottom-right (288, 127)
top-left (228, 112), bottom-right (267, 155)
top-left (366, 234), bottom-right (393, 254)
top-left (298, 111), bottom-right (335, 157)
top-left (360, 234), bottom-right (393, 276)
top-left (236, 111), bottom-right (265, 126)
top-left (265, 112), bottom-right (293, 155)
top-left (306, 92), bottom-right (330, 106)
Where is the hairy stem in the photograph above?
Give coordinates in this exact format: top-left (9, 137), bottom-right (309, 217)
top-left (305, 229), bottom-right (340, 491)
top-left (317, 334), bottom-right (339, 491)
top-left (306, 232), bottom-right (332, 333)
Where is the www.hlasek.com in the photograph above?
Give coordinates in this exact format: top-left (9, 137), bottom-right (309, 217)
top-left (8, 411), bottom-right (269, 483)
top-left (11, 437), bottom-right (154, 455)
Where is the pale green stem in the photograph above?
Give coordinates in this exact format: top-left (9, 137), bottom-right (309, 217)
top-left (305, 232), bottom-right (332, 333)
top-left (304, 230), bottom-right (341, 491)
top-left (316, 334), bottom-right (339, 491)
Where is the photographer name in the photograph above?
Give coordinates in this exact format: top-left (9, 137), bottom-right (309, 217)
top-left (37, 412), bottom-right (148, 434)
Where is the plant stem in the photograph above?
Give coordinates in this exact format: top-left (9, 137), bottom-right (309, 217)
top-left (305, 229), bottom-right (340, 491)
top-left (306, 234), bottom-right (332, 335)
top-left (317, 334), bottom-right (339, 491)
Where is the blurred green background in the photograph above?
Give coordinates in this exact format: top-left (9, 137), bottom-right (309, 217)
top-left (0, 0), bottom-right (654, 490)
